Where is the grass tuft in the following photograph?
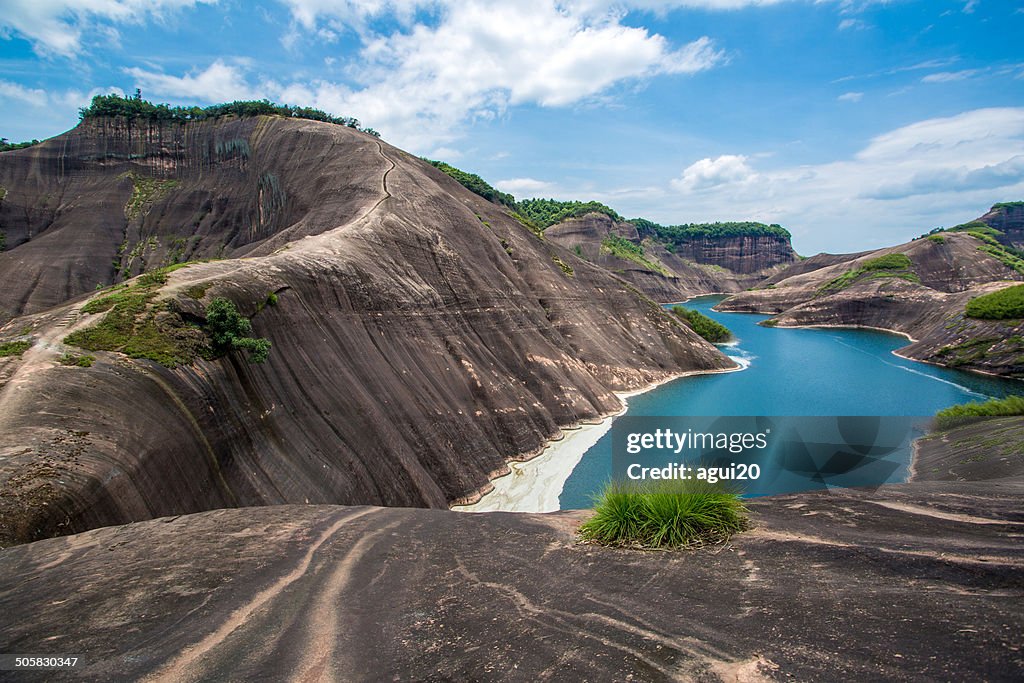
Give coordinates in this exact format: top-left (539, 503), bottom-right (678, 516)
top-left (579, 478), bottom-right (749, 549)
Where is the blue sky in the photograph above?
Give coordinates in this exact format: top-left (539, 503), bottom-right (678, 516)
top-left (1, 0), bottom-right (1022, 254)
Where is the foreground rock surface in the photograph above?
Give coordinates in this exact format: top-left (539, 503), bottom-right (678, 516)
top-left (1, 472), bottom-right (1022, 682)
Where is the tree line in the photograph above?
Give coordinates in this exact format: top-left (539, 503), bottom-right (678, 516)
top-left (79, 92), bottom-right (379, 137)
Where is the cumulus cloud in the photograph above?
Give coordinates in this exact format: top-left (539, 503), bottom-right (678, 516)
top-left (671, 154), bottom-right (757, 193)
top-left (124, 60), bottom-right (258, 103)
top-left (495, 178), bottom-right (556, 195)
top-left (0, 80), bottom-right (48, 108)
top-left (0, 0), bottom-right (216, 57)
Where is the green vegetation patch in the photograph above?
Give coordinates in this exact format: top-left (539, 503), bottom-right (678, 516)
top-left (59, 353), bottom-right (94, 367)
top-left (121, 172), bottom-right (180, 220)
top-left (205, 298), bottom-right (271, 363)
top-left (817, 253), bottom-right (918, 295)
top-left (934, 336), bottom-right (1002, 367)
top-left (671, 306), bottom-right (732, 343)
top-left (551, 255), bottom-right (574, 277)
top-left (0, 138), bottom-right (40, 152)
top-left (965, 284), bottom-right (1024, 320)
top-left (517, 198), bottom-right (622, 228)
top-left (935, 395), bottom-right (1024, 430)
top-left (422, 160), bottom-right (516, 208)
top-left (579, 479), bottom-right (749, 549)
top-left (993, 201), bottom-right (1024, 210)
top-left (0, 340), bottom-right (31, 357)
top-left (927, 234), bottom-right (946, 244)
top-left (601, 235), bottom-right (667, 274)
top-left (65, 268), bottom-right (204, 367)
top-left (80, 93), bottom-right (378, 137)
top-left (66, 273), bottom-right (271, 367)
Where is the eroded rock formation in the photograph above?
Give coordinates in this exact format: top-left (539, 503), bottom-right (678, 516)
top-left (0, 116), bottom-right (733, 545)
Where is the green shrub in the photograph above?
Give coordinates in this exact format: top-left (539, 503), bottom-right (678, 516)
top-left (965, 284), bottom-right (1024, 320)
top-left (579, 479), bottom-right (749, 549)
top-left (0, 340), bottom-right (31, 357)
top-left (516, 198), bottom-right (621, 228)
top-left (671, 306), bottom-right (732, 343)
top-left (204, 298), bottom-right (271, 363)
top-left (927, 234), bottom-right (946, 244)
top-left (935, 395), bottom-right (1024, 430)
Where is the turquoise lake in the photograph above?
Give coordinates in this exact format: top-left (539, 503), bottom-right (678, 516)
top-left (558, 295), bottom-right (1021, 509)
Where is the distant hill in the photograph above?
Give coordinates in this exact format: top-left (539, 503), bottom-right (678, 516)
top-left (719, 203), bottom-right (1024, 377)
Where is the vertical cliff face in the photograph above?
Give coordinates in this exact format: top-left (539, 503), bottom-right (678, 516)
top-left (0, 115), bottom-right (370, 321)
top-left (0, 116), bottom-right (734, 545)
top-left (656, 234), bottom-right (797, 275)
top-left (979, 202), bottom-right (1024, 250)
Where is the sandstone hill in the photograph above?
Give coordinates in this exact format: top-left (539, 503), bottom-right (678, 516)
top-left (718, 206), bottom-right (1024, 377)
top-left (544, 213), bottom-right (797, 301)
top-left (0, 113), bottom-right (732, 546)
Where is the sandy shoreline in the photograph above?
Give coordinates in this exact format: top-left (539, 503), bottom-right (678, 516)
top-left (452, 364), bottom-right (741, 514)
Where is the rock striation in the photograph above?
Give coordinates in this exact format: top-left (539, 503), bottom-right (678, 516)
top-left (0, 418), bottom-right (1021, 681)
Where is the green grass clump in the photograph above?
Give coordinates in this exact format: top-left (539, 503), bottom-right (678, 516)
top-left (927, 234), bottom-right (946, 244)
top-left (935, 395), bottom-right (1024, 430)
top-left (818, 253), bottom-right (918, 295)
top-left (59, 353), bottom-right (94, 367)
top-left (579, 479), bottom-right (749, 549)
top-left (671, 306), bottom-right (732, 343)
top-left (0, 340), bottom-right (31, 357)
top-left (551, 254), bottom-right (574, 277)
top-left (965, 284), bottom-right (1024, 320)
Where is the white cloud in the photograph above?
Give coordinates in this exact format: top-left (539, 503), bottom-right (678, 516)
top-left (838, 91), bottom-right (864, 102)
top-left (962, 0), bottom-right (978, 14)
top-left (640, 108), bottom-right (1024, 252)
top-left (0, 80), bottom-right (48, 108)
top-left (128, 1), bottom-right (727, 151)
top-left (838, 18), bottom-right (867, 30)
top-left (671, 154), bottom-right (757, 193)
top-left (921, 68), bottom-right (983, 83)
top-left (0, 0), bottom-right (217, 57)
top-left (495, 178), bottom-right (556, 195)
top-left (124, 60), bottom-right (258, 102)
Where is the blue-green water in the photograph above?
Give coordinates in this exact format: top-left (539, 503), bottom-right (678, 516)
top-left (559, 295), bottom-right (1021, 508)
